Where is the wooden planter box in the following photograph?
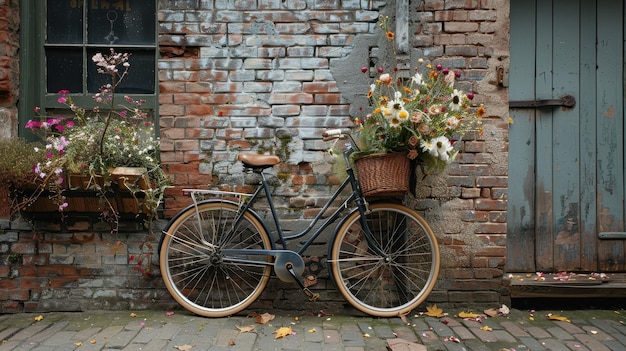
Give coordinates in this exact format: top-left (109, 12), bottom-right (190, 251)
top-left (22, 167), bottom-right (150, 215)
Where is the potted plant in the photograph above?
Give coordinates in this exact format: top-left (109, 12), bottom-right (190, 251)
top-left (21, 49), bottom-right (170, 229)
top-left (352, 16), bottom-right (485, 196)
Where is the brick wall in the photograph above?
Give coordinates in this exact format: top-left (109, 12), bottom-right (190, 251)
top-left (158, 0), bottom-right (511, 307)
top-left (0, 0), bottom-right (511, 313)
top-left (0, 0), bottom-right (19, 138)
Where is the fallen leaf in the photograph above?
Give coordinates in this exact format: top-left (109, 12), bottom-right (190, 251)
top-left (399, 313), bottom-right (409, 325)
top-left (129, 313), bottom-right (137, 318)
top-left (74, 342), bottom-right (83, 346)
top-left (458, 311), bottom-right (481, 319)
top-left (484, 308), bottom-right (499, 317)
top-left (254, 312), bottom-right (275, 324)
top-left (590, 330), bottom-right (598, 335)
top-left (34, 315), bottom-right (44, 322)
top-left (424, 304), bottom-right (444, 317)
top-left (546, 314), bottom-right (571, 322)
top-left (273, 326), bottom-right (293, 339)
top-left (480, 325), bottom-right (493, 331)
top-left (173, 345), bottom-right (194, 351)
top-left (235, 325), bottom-right (256, 333)
top-left (308, 328), bottom-right (316, 333)
top-left (89, 339), bottom-right (96, 344)
top-left (228, 339), bottom-right (235, 346)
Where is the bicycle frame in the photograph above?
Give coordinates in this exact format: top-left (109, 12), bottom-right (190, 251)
top-left (222, 141), bottom-right (386, 258)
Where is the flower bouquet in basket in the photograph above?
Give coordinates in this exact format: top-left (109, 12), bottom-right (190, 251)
top-left (352, 16), bottom-right (484, 196)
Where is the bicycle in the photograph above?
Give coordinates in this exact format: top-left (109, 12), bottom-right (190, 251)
top-left (159, 129), bottom-right (440, 317)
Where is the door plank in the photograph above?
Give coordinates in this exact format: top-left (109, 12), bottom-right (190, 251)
top-left (596, 0), bottom-right (625, 271)
top-left (551, 0), bottom-right (582, 271)
top-left (534, 0), bottom-right (555, 271)
top-left (507, 0), bottom-right (537, 271)
top-left (578, 0), bottom-right (599, 271)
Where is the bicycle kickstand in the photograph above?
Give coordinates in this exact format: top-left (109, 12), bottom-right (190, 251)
top-left (286, 263), bottom-right (320, 301)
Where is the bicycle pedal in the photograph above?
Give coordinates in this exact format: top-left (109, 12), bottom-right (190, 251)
top-left (309, 293), bottom-right (320, 302)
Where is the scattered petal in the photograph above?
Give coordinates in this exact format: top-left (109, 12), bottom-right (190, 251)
top-left (308, 328), bottom-right (317, 333)
top-left (89, 339), bottom-right (96, 344)
top-left (129, 313), bottom-right (137, 318)
top-left (34, 315), bottom-right (44, 322)
top-left (228, 339), bottom-right (236, 346)
top-left (480, 325), bottom-right (493, 332)
top-left (166, 311), bottom-right (175, 316)
top-left (363, 333), bottom-right (371, 338)
top-left (173, 345), bottom-right (194, 351)
top-left (74, 341), bottom-right (83, 346)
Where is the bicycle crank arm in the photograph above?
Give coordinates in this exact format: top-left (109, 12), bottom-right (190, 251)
top-left (222, 248), bottom-right (319, 300)
top-left (221, 249), bottom-right (305, 282)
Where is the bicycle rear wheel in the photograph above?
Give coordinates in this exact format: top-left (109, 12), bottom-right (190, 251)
top-left (329, 203), bottom-right (440, 317)
top-left (160, 202), bottom-right (272, 317)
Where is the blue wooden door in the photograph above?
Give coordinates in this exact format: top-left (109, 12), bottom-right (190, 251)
top-left (508, 0), bottom-right (625, 272)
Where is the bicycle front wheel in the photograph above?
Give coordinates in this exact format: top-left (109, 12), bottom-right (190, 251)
top-left (160, 202), bottom-right (272, 317)
top-left (329, 203), bottom-right (440, 317)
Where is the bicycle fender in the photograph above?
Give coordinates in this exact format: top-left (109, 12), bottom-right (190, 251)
top-left (158, 199), bottom-right (275, 252)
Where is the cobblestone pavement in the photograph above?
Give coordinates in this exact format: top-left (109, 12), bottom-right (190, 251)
top-left (1, 308), bottom-right (626, 351)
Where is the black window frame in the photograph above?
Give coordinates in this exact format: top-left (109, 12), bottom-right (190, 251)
top-left (18, 0), bottom-right (159, 138)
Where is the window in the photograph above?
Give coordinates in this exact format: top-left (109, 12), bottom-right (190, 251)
top-left (19, 0), bottom-right (158, 135)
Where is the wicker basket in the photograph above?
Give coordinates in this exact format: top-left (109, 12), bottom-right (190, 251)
top-left (354, 151), bottom-right (411, 197)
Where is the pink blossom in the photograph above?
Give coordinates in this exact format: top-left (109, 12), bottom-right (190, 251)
top-left (58, 97), bottom-right (67, 104)
top-left (25, 120), bottom-right (41, 129)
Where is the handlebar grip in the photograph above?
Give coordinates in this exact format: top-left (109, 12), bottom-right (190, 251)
top-left (322, 129), bottom-right (348, 141)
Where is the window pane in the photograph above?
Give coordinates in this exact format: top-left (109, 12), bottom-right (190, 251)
top-left (87, 49), bottom-right (155, 94)
top-left (87, 0), bottom-right (156, 45)
top-left (47, 48), bottom-right (83, 93)
top-left (46, 0), bottom-right (83, 44)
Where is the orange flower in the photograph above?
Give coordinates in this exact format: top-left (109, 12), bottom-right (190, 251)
top-left (477, 105), bottom-right (486, 117)
top-left (386, 31), bottom-right (394, 40)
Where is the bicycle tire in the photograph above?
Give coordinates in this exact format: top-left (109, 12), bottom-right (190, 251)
top-left (329, 203), bottom-right (440, 317)
top-left (160, 201), bottom-right (272, 317)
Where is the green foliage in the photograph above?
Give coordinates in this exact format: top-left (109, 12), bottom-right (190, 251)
top-left (0, 137), bottom-right (44, 188)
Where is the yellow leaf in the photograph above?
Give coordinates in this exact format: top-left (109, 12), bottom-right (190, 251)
top-left (363, 333), bottom-right (370, 338)
top-left (74, 342), bottom-right (83, 346)
top-left (424, 304), bottom-right (444, 317)
top-left (129, 313), bottom-right (137, 318)
top-left (547, 314), bottom-right (571, 323)
top-left (508, 116), bottom-right (514, 124)
top-left (458, 311), bottom-right (481, 319)
top-left (235, 325), bottom-right (256, 333)
top-left (308, 328), bottom-right (316, 333)
top-left (480, 325), bottom-right (493, 331)
top-left (34, 315), bottom-right (44, 322)
top-left (90, 339), bottom-right (97, 344)
top-left (273, 326), bottom-right (293, 339)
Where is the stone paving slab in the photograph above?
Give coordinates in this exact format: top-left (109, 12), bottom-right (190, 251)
top-left (1, 308), bottom-right (626, 350)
